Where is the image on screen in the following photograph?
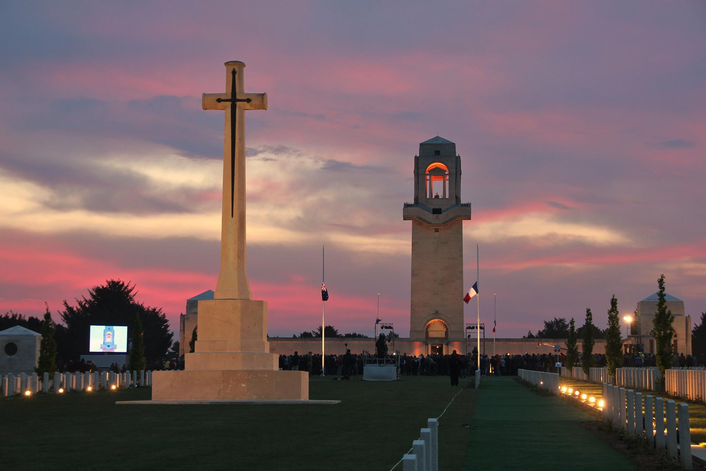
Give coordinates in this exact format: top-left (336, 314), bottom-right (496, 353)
top-left (89, 325), bottom-right (128, 353)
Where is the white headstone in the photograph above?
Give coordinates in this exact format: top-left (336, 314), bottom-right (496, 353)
top-left (420, 428), bottom-right (432, 471)
top-left (43, 372), bottom-right (49, 393)
top-left (666, 400), bottom-right (677, 460)
top-left (140, 370), bottom-right (145, 387)
top-left (20, 373), bottom-right (27, 393)
top-left (635, 392), bottom-right (643, 436)
top-left (402, 454), bottom-right (417, 471)
top-left (619, 387), bottom-right (626, 429)
top-left (412, 440), bottom-right (427, 471)
top-left (627, 390), bottom-right (635, 434)
top-left (655, 397), bottom-right (665, 450)
top-left (132, 370), bottom-right (137, 387)
top-left (678, 403), bottom-right (693, 469)
top-left (53, 372), bottom-right (61, 392)
top-left (427, 418), bottom-right (439, 471)
top-left (2, 374), bottom-right (8, 396)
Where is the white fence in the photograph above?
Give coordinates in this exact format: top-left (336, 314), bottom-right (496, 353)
top-left (1, 370), bottom-right (153, 396)
top-left (665, 368), bottom-right (706, 401)
top-left (601, 382), bottom-right (693, 469)
top-left (518, 369), bottom-right (559, 394)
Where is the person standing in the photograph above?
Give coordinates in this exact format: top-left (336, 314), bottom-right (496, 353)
top-left (449, 350), bottom-right (461, 386)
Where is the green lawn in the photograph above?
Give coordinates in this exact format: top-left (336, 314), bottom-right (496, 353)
top-left (1, 375), bottom-right (476, 471)
top-left (464, 377), bottom-right (637, 471)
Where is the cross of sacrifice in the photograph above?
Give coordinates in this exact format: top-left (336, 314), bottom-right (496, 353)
top-left (202, 61), bottom-right (267, 300)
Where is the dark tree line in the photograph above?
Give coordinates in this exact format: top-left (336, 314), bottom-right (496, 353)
top-left (525, 317), bottom-right (606, 339)
top-left (293, 325), bottom-right (369, 339)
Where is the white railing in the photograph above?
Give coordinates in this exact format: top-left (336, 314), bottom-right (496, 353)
top-left (475, 369), bottom-right (481, 389)
top-left (601, 382), bottom-right (692, 469)
top-left (1, 370), bottom-right (153, 396)
top-left (518, 369), bottom-right (559, 394)
top-left (665, 368), bottom-right (706, 401)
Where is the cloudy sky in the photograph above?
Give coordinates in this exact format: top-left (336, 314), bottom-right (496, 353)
top-left (1, 1), bottom-right (704, 339)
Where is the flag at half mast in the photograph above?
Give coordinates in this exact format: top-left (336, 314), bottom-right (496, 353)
top-left (463, 282), bottom-right (478, 304)
top-left (321, 283), bottom-right (329, 301)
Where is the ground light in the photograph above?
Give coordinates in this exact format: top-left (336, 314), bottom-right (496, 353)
top-left (568, 388), bottom-right (573, 394)
top-left (561, 386), bottom-right (567, 393)
top-left (581, 393), bottom-right (587, 401)
top-left (111, 385), bottom-right (117, 390)
top-left (86, 386), bottom-right (93, 392)
top-left (24, 390), bottom-right (32, 397)
top-left (58, 388), bottom-right (64, 394)
top-left (598, 399), bottom-right (605, 409)
top-left (574, 390), bottom-right (580, 397)
top-left (589, 396), bottom-right (596, 404)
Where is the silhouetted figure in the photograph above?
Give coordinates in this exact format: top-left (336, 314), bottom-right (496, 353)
top-left (375, 334), bottom-right (388, 358)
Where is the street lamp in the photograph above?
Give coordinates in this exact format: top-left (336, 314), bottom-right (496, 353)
top-left (623, 314), bottom-right (633, 340)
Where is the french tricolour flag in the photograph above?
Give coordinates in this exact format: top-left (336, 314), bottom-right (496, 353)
top-left (463, 282), bottom-right (478, 304)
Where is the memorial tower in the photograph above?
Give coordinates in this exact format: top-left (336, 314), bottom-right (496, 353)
top-left (403, 137), bottom-right (471, 355)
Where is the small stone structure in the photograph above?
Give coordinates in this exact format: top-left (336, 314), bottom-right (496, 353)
top-left (0, 326), bottom-right (41, 376)
top-left (178, 289), bottom-right (214, 357)
top-left (633, 292), bottom-right (691, 355)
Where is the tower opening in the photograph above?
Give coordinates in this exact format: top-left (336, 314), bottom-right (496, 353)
top-left (426, 163), bottom-right (449, 199)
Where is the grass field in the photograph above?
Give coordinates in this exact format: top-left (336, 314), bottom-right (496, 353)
top-left (1, 375), bottom-right (476, 471)
top-left (463, 377), bottom-right (637, 470)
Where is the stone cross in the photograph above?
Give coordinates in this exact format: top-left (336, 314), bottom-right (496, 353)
top-left (203, 61), bottom-right (267, 300)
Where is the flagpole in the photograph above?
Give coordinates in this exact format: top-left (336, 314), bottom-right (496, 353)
top-left (321, 245), bottom-right (325, 377)
top-left (476, 244), bottom-right (480, 372)
top-left (493, 293), bottom-right (496, 357)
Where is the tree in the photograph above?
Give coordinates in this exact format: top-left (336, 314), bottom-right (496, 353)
top-left (312, 325), bottom-right (341, 338)
top-left (653, 274), bottom-right (675, 376)
top-left (565, 318), bottom-right (579, 372)
top-left (0, 311), bottom-right (43, 333)
top-left (189, 326), bottom-right (197, 353)
top-left (536, 318), bottom-right (570, 338)
top-left (342, 332), bottom-right (368, 338)
top-left (576, 324), bottom-right (607, 340)
top-left (581, 308), bottom-right (596, 375)
top-left (59, 280), bottom-right (172, 368)
top-left (604, 295), bottom-right (623, 380)
top-left (692, 312), bottom-right (706, 359)
top-left (36, 304), bottom-right (57, 377)
top-left (128, 312), bottom-right (146, 372)
top-left (524, 330), bottom-right (536, 339)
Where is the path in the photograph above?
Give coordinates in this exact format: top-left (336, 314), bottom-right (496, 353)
top-left (461, 377), bottom-right (637, 470)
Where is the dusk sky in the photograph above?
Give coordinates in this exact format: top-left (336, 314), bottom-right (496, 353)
top-left (1, 2), bottom-right (704, 339)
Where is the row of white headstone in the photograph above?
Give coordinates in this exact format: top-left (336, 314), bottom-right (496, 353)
top-left (559, 366), bottom-right (661, 391)
top-left (1, 370), bottom-right (152, 396)
top-left (397, 418), bottom-right (439, 471)
top-left (665, 368), bottom-right (706, 402)
top-left (518, 369), bottom-right (560, 392)
top-left (602, 382), bottom-right (693, 469)
top-left (615, 367), bottom-right (660, 391)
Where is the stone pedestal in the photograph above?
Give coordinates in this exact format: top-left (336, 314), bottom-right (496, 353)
top-left (152, 299), bottom-right (308, 401)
